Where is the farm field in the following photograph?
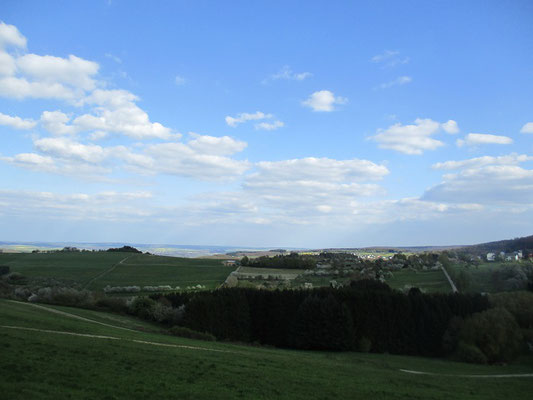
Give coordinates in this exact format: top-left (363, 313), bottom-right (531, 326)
top-left (384, 269), bottom-right (452, 293)
top-left (447, 262), bottom-right (519, 293)
top-left (0, 252), bottom-right (237, 290)
top-left (1, 299), bottom-right (532, 400)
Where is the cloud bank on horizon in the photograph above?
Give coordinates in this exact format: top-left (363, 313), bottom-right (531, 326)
top-left (0, 1), bottom-right (532, 247)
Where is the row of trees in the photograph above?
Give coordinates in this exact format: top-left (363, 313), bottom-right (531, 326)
top-left (154, 281), bottom-right (493, 357)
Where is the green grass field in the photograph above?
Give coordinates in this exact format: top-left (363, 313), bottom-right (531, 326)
top-left (0, 252), bottom-right (236, 290)
top-left (448, 261), bottom-right (528, 293)
top-left (1, 299), bottom-right (532, 399)
top-left (385, 269), bottom-right (452, 293)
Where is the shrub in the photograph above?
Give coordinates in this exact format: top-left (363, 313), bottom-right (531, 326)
top-left (169, 326), bottom-right (216, 341)
top-left (453, 341), bottom-right (488, 364)
top-left (29, 287), bottom-right (95, 307)
top-left (459, 307), bottom-right (523, 363)
top-left (356, 336), bottom-right (372, 352)
top-left (95, 296), bottom-right (129, 313)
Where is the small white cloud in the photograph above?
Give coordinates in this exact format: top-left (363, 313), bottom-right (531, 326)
top-left (458, 133), bottom-right (513, 146)
top-left (302, 90), bottom-right (347, 112)
top-left (225, 111), bottom-right (272, 127)
top-left (0, 112), bottom-right (36, 130)
top-left (376, 76), bottom-right (412, 90)
top-left (441, 120), bottom-right (459, 134)
top-left (174, 75), bottom-right (186, 86)
top-left (255, 120), bottom-right (284, 131)
top-left (370, 118), bottom-right (445, 155)
top-left (371, 50), bottom-right (409, 68)
top-left (520, 122), bottom-right (533, 134)
top-left (263, 65), bottom-right (312, 83)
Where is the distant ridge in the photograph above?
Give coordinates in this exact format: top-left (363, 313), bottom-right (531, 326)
top-left (457, 235), bottom-right (533, 255)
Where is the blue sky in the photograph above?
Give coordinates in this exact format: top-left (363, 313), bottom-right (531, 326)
top-left (0, 0), bottom-right (532, 247)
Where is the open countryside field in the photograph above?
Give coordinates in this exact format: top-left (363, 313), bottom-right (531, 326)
top-left (0, 252), bottom-right (237, 290)
top-left (447, 262), bottom-right (519, 293)
top-left (384, 269), bottom-right (452, 293)
top-left (1, 299), bottom-right (532, 400)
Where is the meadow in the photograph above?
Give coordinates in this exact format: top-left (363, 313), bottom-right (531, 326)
top-left (0, 252), bottom-right (237, 290)
top-left (384, 268), bottom-right (452, 293)
top-left (1, 299), bottom-right (532, 400)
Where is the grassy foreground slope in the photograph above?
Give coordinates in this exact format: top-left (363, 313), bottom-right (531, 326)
top-left (1, 300), bottom-right (532, 400)
top-left (0, 252), bottom-right (236, 290)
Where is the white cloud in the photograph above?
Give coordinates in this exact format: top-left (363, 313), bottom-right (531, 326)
top-left (225, 111), bottom-right (273, 127)
top-left (302, 90), bottom-right (347, 112)
top-left (135, 141), bottom-right (250, 181)
top-left (0, 27), bottom-right (99, 102)
top-left (370, 118), bottom-right (445, 155)
top-left (255, 120), bottom-right (284, 131)
top-left (441, 120), bottom-right (459, 134)
top-left (187, 134), bottom-right (247, 156)
top-left (0, 112), bottom-right (36, 130)
top-left (432, 153), bottom-right (533, 170)
top-left (0, 21), bottom-right (27, 49)
top-left (371, 50), bottom-right (409, 67)
top-left (376, 76), bottom-right (412, 89)
top-left (0, 76), bottom-right (80, 101)
top-left (251, 157), bottom-right (389, 183)
top-left (520, 122), bottom-right (533, 134)
top-left (0, 52), bottom-right (16, 75)
top-left (264, 65), bottom-right (312, 83)
top-left (0, 189), bottom-right (154, 221)
top-left (16, 54), bottom-right (99, 91)
top-left (424, 165), bottom-right (533, 205)
top-left (40, 111), bottom-right (79, 135)
top-left (65, 89), bottom-right (176, 140)
top-left (175, 75), bottom-right (186, 85)
top-left (457, 133), bottom-right (513, 147)
top-left (34, 137), bottom-right (109, 164)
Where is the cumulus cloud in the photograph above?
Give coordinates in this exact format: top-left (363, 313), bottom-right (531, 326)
top-left (34, 137), bottom-right (109, 164)
top-left (0, 23), bottom-right (174, 141)
top-left (40, 111), bottom-right (79, 135)
top-left (134, 141), bottom-right (250, 181)
top-left (174, 75), bottom-right (186, 85)
top-left (0, 112), bottom-right (36, 130)
top-left (0, 21), bottom-right (27, 49)
top-left (441, 120), bottom-right (459, 134)
top-left (424, 165), bottom-right (533, 204)
top-left (520, 122), bottom-right (533, 134)
top-left (263, 65), bottom-right (312, 83)
top-left (302, 90), bottom-right (347, 112)
top-left (376, 76), bottom-right (412, 90)
top-left (456, 133), bottom-right (513, 147)
top-left (16, 54), bottom-right (99, 91)
top-left (425, 153), bottom-right (533, 206)
top-left (370, 118), bottom-right (445, 155)
top-left (0, 25), bottom-right (99, 102)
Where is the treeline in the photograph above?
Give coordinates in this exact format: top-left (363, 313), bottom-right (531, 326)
top-left (241, 253), bottom-right (316, 269)
top-left (462, 235), bottom-right (533, 256)
top-left (106, 246), bottom-right (142, 253)
top-left (154, 281), bottom-right (490, 357)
